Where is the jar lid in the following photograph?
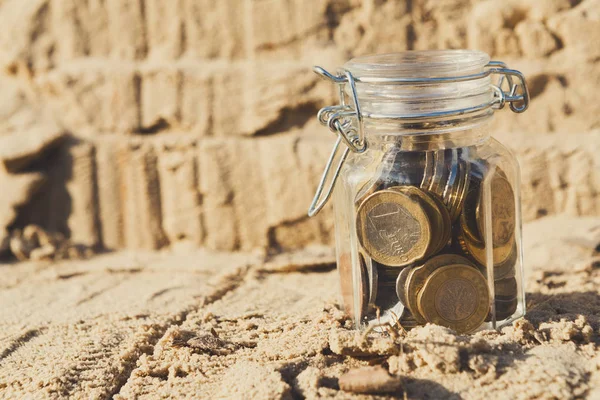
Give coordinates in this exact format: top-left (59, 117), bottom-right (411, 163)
top-left (343, 50), bottom-right (490, 80)
top-left (339, 50), bottom-right (493, 119)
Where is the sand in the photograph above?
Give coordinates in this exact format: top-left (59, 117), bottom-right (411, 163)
top-left (1, 215), bottom-right (599, 399)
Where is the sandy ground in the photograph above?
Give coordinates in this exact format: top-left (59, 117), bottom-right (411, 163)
top-left (1, 215), bottom-right (599, 399)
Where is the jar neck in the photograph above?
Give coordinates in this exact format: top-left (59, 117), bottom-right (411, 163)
top-left (363, 109), bottom-right (493, 152)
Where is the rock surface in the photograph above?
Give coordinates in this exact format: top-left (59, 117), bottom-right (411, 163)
top-left (0, 0), bottom-right (598, 253)
top-left (0, 216), bottom-right (599, 399)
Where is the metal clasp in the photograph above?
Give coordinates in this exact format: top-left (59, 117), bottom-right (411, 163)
top-left (307, 60), bottom-right (530, 216)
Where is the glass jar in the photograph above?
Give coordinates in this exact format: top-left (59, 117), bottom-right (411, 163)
top-left (309, 50), bottom-right (529, 334)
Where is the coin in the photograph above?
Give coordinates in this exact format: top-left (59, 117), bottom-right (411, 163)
top-left (477, 170), bottom-right (516, 247)
top-left (494, 297), bottom-right (518, 320)
top-left (357, 253), bottom-right (370, 320)
top-left (417, 264), bottom-right (490, 334)
top-left (374, 284), bottom-right (400, 310)
top-left (447, 158), bottom-right (470, 222)
top-left (493, 245), bottom-right (517, 280)
top-left (338, 253), bottom-right (369, 322)
top-left (356, 189), bottom-right (432, 267)
top-left (361, 252), bottom-right (378, 307)
top-left (459, 160), bottom-right (485, 243)
top-left (420, 151), bottom-right (436, 190)
top-left (459, 234), bottom-right (517, 280)
top-left (494, 277), bottom-right (518, 300)
top-left (429, 193), bottom-right (453, 252)
top-left (385, 150), bottom-right (428, 188)
top-left (388, 186), bottom-right (452, 258)
top-left (405, 254), bottom-right (474, 324)
top-left (396, 266), bottom-right (413, 306)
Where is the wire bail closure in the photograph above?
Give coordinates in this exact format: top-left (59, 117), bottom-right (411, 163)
top-left (307, 61), bottom-right (530, 217)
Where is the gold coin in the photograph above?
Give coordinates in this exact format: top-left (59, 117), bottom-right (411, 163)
top-left (338, 253), bottom-right (369, 321)
top-left (459, 234), bottom-right (517, 279)
top-left (417, 264), bottom-right (490, 334)
top-left (427, 192), bottom-right (453, 254)
top-left (477, 170), bottom-right (516, 247)
top-left (459, 160), bottom-right (485, 243)
top-left (428, 149), bottom-right (448, 195)
top-left (405, 254), bottom-right (474, 324)
top-left (447, 159), bottom-right (470, 222)
top-left (388, 186), bottom-right (452, 258)
top-left (356, 189), bottom-right (431, 267)
top-left (458, 230), bottom-right (515, 269)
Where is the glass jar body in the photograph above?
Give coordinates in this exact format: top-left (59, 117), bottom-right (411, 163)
top-left (333, 117), bottom-right (524, 334)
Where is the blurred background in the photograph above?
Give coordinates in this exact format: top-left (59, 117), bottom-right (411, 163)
top-left (0, 0), bottom-right (598, 261)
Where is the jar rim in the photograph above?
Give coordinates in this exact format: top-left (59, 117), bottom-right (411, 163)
top-left (344, 50), bottom-right (491, 79)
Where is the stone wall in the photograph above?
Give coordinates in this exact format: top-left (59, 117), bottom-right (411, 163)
top-left (0, 0), bottom-right (598, 253)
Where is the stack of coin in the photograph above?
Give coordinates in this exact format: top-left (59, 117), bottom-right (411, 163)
top-left (420, 149), bottom-right (471, 221)
top-left (394, 254), bottom-right (489, 333)
top-left (458, 165), bottom-right (517, 282)
top-left (341, 146), bottom-right (520, 332)
top-left (493, 276), bottom-right (518, 320)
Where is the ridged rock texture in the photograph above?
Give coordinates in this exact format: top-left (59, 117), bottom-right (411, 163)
top-left (0, 0), bottom-right (598, 252)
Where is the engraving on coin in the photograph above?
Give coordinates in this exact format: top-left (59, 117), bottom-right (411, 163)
top-left (388, 186), bottom-right (451, 258)
top-left (356, 190), bottom-right (431, 266)
top-left (417, 264), bottom-right (490, 334)
top-left (405, 254), bottom-right (474, 324)
top-left (434, 278), bottom-right (478, 321)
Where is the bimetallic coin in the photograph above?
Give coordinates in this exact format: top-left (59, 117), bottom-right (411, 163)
top-left (459, 160), bottom-right (486, 243)
top-left (459, 233), bottom-right (517, 278)
top-left (417, 264), bottom-right (490, 334)
top-left (388, 186), bottom-right (452, 258)
top-left (357, 253), bottom-right (370, 321)
top-left (396, 266), bottom-right (413, 306)
top-left (356, 190), bottom-right (432, 267)
top-left (361, 253), bottom-right (378, 307)
top-left (405, 254), bottom-right (474, 325)
top-left (429, 192), bottom-right (453, 252)
top-left (477, 170), bottom-right (516, 247)
top-left (447, 158), bottom-right (470, 222)
top-left (427, 149), bottom-right (449, 197)
top-left (458, 231), bottom-right (515, 269)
